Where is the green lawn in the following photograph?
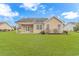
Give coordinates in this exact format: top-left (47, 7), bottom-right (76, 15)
top-left (0, 31), bottom-right (79, 56)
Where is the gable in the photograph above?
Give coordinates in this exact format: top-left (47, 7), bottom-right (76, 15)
top-left (50, 16), bottom-right (64, 24)
top-left (0, 22), bottom-right (12, 29)
top-left (47, 16), bottom-right (64, 26)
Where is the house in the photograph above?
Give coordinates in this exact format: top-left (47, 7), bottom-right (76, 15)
top-left (64, 22), bottom-right (76, 32)
top-left (0, 22), bottom-right (14, 31)
top-left (16, 16), bottom-right (64, 33)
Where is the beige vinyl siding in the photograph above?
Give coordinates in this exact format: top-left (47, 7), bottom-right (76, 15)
top-left (47, 18), bottom-right (64, 33)
top-left (33, 24), bottom-right (44, 33)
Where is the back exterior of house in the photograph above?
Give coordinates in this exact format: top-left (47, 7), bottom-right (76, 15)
top-left (16, 16), bottom-right (64, 33)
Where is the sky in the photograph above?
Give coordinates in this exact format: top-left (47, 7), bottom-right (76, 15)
top-left (0, 3), bottom-right (79, 26)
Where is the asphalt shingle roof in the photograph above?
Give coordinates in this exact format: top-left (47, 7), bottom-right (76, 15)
top-left (17, 18), bottom-right (48, 23)
top-left (16, 16), bottom-right (64, 25)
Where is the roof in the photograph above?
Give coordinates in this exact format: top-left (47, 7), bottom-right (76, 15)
top-left (65, 22), bottom-right (76, 26)
top-left (0, 22), bottom-right (13, 28)
top-left (67, 22), bottom-right (76, 25)
top-left (16, 16), bottom-right (64, 24)
top-left (16, 18), bottom-right (48, 23)
top-left (0, 22), bottom-right (7, 24)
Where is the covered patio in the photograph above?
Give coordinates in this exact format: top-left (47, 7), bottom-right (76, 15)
top-left (16, 24), bottom-right (34, 33)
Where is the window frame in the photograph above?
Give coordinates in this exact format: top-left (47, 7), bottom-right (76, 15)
top-left (36, 24), bottom-right (43, 30)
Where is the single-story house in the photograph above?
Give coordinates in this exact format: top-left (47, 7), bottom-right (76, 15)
top-left (0, 22), bottom-right (14, 31)
top-left (64, 22), bottom-right (76, 32)
top-left (16, 16), bottom-right (64, 33)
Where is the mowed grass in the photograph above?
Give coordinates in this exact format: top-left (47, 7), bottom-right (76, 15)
top-left (0, 31), bottom-right (79, 56)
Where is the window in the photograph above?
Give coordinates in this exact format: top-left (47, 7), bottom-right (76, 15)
top-left (58, 24), bottom-right (61, 29)
top-left (40, 25), bottom-right (43, 30)
top-left (46, 24), bottom-right (49, 30)
top-left (36, 25), bottom-right (39, 30)
top-left (36, 24), bottom-right (43, 30)
top-left (26, 26), bottom-right (29, 31)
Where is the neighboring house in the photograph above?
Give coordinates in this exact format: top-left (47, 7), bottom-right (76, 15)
top-left (0, 22), bottom-right (14, 31)
top-left (64, 22), bottom-right (76, 32)
top-left (16, 16), bottom-right (64, 33)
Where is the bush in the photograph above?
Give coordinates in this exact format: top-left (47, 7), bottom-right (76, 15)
top-left (73, 27), bottom-right (79, 32)
top-left (73, 23), bottom-right (79, 32)
top-left (40, 31), bottom-right (45, 34)
top-left (63, 30), bottom-right (68, 34)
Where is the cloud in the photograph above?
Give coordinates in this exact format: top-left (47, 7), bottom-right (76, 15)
top-left (61, 11), bottom-right (79, 19)
top-left (0, 4), bottom-right (19, 26)
top-left (20, 3), bottom-right (54, 16)
top-left (0, 4), bottom-right (19, 17)
top-left (42, 10), bottom-right (47, 14)
top-left (37, 9), bottom-right (47, 15)
top-left (20, 3), bottom-right (40, 11)
top-left (42, 8), bottom-right (54, 15)
top-left (39, 5), bottom-right (46, 9)
top-left (48, 8), bottom-right (53, 11)
top-left (37, 5), bottom-right (54, 15)
top-left (36, 5), bottom-right (47, 14)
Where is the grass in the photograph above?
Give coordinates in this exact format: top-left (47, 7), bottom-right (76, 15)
top-left (0, 31), bottom-right (79, 56)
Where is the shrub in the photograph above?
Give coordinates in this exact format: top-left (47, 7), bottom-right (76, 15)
top-left (63, 30), bottom-right (68, 34)
top-left (73, 23), bottom-right (79, 32)
top-left (73, 27), bottom-right (79, 32)
top-left (40, 31), bottom-right (45, 34)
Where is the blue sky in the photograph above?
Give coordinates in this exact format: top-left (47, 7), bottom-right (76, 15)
top-left (0, 3), bottom-right (79, 26)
